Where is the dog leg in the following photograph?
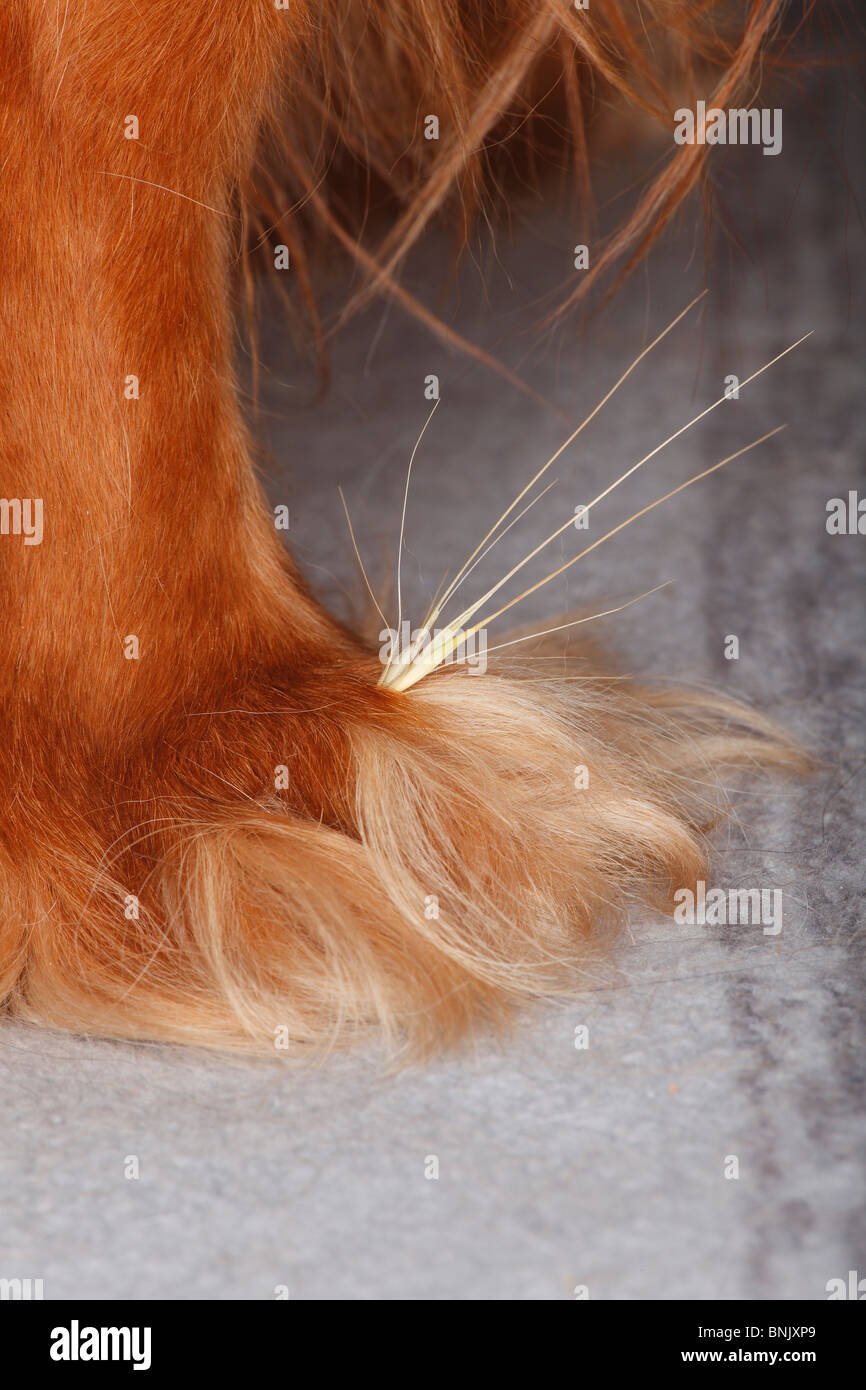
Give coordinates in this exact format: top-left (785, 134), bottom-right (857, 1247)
top-left (0, 3), bottom-right (800, 1057)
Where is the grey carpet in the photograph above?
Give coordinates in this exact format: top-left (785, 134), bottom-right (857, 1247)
top-left (1, 75), bottom-right (863, 1300)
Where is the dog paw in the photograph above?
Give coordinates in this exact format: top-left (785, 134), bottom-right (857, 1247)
top-left (0, 651), bottom-right (800, 1060)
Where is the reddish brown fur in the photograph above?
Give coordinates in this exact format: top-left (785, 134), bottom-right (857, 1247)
top-left (0, 3), bottom-right (801, 1057)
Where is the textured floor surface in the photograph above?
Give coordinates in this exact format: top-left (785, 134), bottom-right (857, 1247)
top-left (1, 78), bottom-right (863, 1300)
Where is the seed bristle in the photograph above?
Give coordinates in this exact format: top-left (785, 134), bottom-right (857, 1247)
top-left (371, 306), bottom-right (809, 695)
